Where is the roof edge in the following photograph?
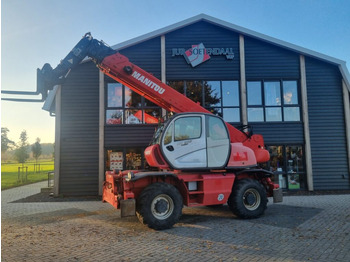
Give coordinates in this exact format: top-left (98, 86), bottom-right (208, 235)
top-left (339, 63), bottom-right (350, 92)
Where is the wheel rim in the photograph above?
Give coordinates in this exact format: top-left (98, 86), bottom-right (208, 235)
top-left (151, 194), bottom-right (174, 220)
top-left (243, 188), bottom-right (261, 211)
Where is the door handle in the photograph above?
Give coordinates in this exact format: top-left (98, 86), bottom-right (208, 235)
top-left (180, 140), bottom-right (192, 146)
top-left (166, 145), bottom-right (174, 151)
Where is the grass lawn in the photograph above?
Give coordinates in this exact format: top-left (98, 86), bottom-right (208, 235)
top-left (1, 160), bottom-right (54, 190)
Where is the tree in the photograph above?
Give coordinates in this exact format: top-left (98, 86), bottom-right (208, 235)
top-left (14, 130), bottom-right (29, 166)
top-left (168, 80), bottom-right (221, 115)
top-left (31, 137), bottom-right (42, 163)
top-left (1, 127), bottom-right (15, 153)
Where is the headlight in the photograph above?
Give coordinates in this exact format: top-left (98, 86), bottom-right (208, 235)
top-left (126, 171), bottom-right (135, 182)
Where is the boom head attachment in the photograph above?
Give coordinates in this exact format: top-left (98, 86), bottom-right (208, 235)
top-left (36, 32), bottom-right (116, 98)
top-left (36, 33), bottom-right (94, 98)
top-left (3, 33), bottom-right (116, 102)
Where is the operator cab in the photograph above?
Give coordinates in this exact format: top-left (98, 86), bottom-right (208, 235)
top-left (148, 113), bottom-right (230, 170)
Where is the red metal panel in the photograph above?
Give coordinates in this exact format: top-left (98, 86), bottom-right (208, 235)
top-left (201, 174), bottom-right (235, 205)
top-left (103, 170), bottom-right (237, 208)
top-left (177, 173), bottom-right (235, 206)
top-left (102, 172), bottom-right (120, 208)
top-left (144, 144), bottom-right (169, 168)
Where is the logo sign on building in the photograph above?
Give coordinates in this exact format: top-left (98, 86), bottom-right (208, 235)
top-left (172, 43), bottom-right (234, 67)
top-left (183, 43), bottom-right (210, 67)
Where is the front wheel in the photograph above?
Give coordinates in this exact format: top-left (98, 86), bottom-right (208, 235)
top-left (136, 183), bottom-right (183, 230)
top-left (227, 179), bottom-right (267, 219)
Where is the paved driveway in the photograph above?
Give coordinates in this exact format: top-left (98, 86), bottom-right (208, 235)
top-left (2, 182), bottom-right (350, 262)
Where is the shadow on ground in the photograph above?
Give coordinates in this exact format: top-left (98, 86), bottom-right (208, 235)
top-left (176, 204), bottom-right (323, 229)
top-left (11, 192), bottom-right (101, 203)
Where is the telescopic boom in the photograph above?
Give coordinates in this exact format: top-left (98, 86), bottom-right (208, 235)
top-left (37, 33), bottom-right (269, 163)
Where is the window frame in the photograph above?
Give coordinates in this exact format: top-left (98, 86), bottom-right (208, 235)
top-left (174, 116), bottom-right (202, 142)
top-left (105, 82), bottom-right (161, 125)
top-left (264, 144), bottom-right (306, 190)
top-left (247, 79), bottom-right (301, 123)
top-left (106, 147), bottom-right (146, 171)
top-left (167, 80), bottom-right (241, 123)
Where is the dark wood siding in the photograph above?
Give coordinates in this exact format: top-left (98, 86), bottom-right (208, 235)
top-left (251, 123), bottom-right (304, 144)
top-left (119, 37), bottom-right (161, 79)
top-left (60, 62), bottom-right (99, 196)
top-left (305, 57), bottom-right (350, 190)
top-left (245, 37), bottom-right (300, 79)
top-left (105, 125), bottom-right (156, 148)
top-left (165, 21), bottom-right (240, 80)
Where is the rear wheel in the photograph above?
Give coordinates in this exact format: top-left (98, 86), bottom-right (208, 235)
top-left (228, 179), bottom-right (267, 219)
top-left (136, 183), bottom-right (183, 230)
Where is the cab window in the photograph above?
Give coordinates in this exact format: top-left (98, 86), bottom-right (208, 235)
top-left (207, 116), bottom-right (228, 140)
top-left (174, 117), bottom-right (201, 141)
top-left (163, 123), bottom-right (173, 145)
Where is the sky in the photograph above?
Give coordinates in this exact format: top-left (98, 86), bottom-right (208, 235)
top-left (1, 0), bottom-right (350, 145)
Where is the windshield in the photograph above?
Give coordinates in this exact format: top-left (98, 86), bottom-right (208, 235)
top-left (150, 123), bottom-right (165, 145)
top-left (150, 114), bottom-right (176, 145)
top-left (149, 114), bottom-right (176, 145)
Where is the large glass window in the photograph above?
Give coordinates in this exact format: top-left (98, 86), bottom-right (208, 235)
top-left (264, 81), bottom-right (281, 106)
top-left (247, 81), bottom-right (262, 106)
top-left (265, 145), bottom-right (305, 190)
top-left (247, 80), bottom-right (300, 122)
top-left (126, 148), bottom-right (142, 170)
top-left (207, 81), bottom-right (221, 107)
top-left (107, 83), bottom-right (123, 107)
top-left (106, 83), bottom-right (161, 125)
top-left (168, 80), bottom-right (240, 123)
top-left (186, 81), bottom-right (203, 105)
top-left (205, 81), bottom-right (222, 117)
top-left (283, 81), bottom-right (300, 121)
top-left (222, 81), bottom-right (239, 107)
top-left (106, 109), bottom-right (123, 125)
top-left (106, 148), bottom-right (143, 171)
top-left (222, 81), bottom-right (240, 123)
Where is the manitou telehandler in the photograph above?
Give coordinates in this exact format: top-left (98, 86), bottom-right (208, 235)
top-left (36, 33), bottom-right (282, 230)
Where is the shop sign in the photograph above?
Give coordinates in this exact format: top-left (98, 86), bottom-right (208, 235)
top-left (172, 43), bottom-right (234, 67)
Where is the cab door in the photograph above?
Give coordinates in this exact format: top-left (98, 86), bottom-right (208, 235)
top-left (162, 115), bottom-right (207, 169)
top-left (206, 115), bottom-right (230, 168)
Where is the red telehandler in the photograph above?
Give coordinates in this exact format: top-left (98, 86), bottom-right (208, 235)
top-left (37, 33), bottom-right (282, 230)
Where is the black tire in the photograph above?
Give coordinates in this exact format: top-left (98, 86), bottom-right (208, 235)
top-left (227, 179), bottom-right (267, 219)
top-left (136, 183), bottom-right (183, 230)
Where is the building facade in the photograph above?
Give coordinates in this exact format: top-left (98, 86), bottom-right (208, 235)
top-left (45, 14), bottom-right (350, 196)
